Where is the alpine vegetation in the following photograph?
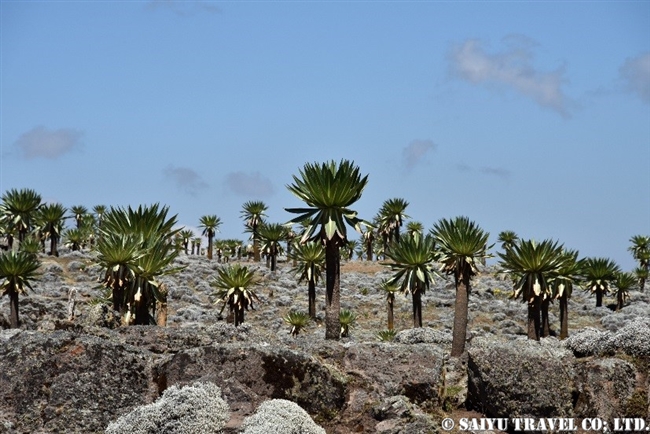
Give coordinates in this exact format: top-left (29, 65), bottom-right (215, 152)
top-left (105, 382), bottom-right (229, 434)
top-left (240, 399), bottom-right (326, 434)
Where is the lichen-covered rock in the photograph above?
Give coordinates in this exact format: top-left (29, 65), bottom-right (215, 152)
top-left (573, 358), bottom-right (638, 423)
top-left (154, 343), bottom-right (348, 424)
top-left (371, 395), bottom-right (438, 434)
top-left (240, 399), bottom-right (325, 434)
top-left (105, 382), bottom-right (229, 434)
top-left (467, 337), bottom-right (575, 418)
top-left (0, 330), bottom-right (152, 433)
top-left (82, 303), bottom-right (121, 329)
top-left (394, 327), bottom-right (452, 345)
top-left (343, 342), bottom-right (444, 407)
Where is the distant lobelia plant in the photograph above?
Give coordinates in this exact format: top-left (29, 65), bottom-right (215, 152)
top-left (69, 205), bottom-right (88, 229)
top-left (1, 187), bottom-right (42, 245)
top-left (94, 203), bottom-right (183, 325)
top-left (378, 278), bottom-right (399, 331)
top-left (498, 238), bottom-right (568, 341)
top-left (283, 310), bottom-right (311, 336)
top-left (63, 228), bottom-right (85, 251)
top-left (212, 263), bottom-right (260, 327)
top-left (258, 222), bottom-right (287, 271)
top-left (613, 271), bottom-right (636, 311)
top-left (241, 201), bottom-right (268, 262)
top-left (376, 197), bottom-right (410, 250)
top-left (497, 230), bottom-right (519, 253)
top-left (0, 250), bottom-right (41, 328)
top-left (431, 216), bottom-right (492, 356)
top-left (179, 228), bottom-right (194, 255)
top-left (549, 249), bottom-right (584, 339)
top-left (628, 235), bottom-right (650, 291)
top-left (384, 232), bottom-right (439, 329)
top-left (581, 257), bottom-right (621, 308)
top-left (289, 240), bottom-right (325, 319)
top-left (35, 202), bottom-right (67, 257)
top-left (199, 214), bottom-right (222, 260)
top-left (376, 329), bottom-right (397, 342)
top-left (339, 309), bottom-right (357, 338)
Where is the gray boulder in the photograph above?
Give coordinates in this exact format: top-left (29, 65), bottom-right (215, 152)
top-left (573, 358), bottom-right (638, 423)
top-left (240, 399), bottom-right (325, 434)
top-left (343, 342), bottom-right (445, 407)
top-left (154, 342), bottom-right (348, 424)
top-left (371, 395), bottom-right (438, 434)
top-left (105, 382), bottom-right (229, 434)
top-left (467, 337), bottom-right (575, 418)
top-left (0, 330), bottom-right (152, 433)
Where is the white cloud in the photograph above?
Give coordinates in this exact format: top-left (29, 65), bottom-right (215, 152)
top-left (225, 171), bottom-right (274, 198)
top-left (163, 165), bottom-right (209, 196)
top-left (402, 139), bottom-right (437, 169)
top-left (620, 52), bottom-right (650, 104)
top-left (449, 36), bottom-right (571, 117)
top-left (13, 126), bottom-right (83, 159)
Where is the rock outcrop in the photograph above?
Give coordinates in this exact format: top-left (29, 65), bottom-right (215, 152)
top-left (0, 329), bottom-right (153, 433)
top-left (154, 342), bottom-right (348, 425)
top-left (466, 337), bottom-right (576, 419)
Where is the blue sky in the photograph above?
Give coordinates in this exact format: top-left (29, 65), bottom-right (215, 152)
top-left (2, 1), bottom-right (649, 271)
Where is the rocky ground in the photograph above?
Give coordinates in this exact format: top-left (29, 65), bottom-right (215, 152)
top-left (0, 248), bottom-right (649, 433)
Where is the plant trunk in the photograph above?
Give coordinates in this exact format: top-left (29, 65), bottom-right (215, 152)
top-left (308, 278), bottom-right (316, 320)
top-left (365, 237), bottom-right (373, 261)
top-left (9, 290), bottom-right (19, 328)
top-left (134, 287), bottom-right (150, 325)
top-left (616, 290), bottom-right (624, 311)
top-left (541, 297), bottom-right (550, 337)
top-left (387, 296), bottom-right (394, 331)
top-left (253, 226), bottom-right (260, 262)
top-left (18, 228), bottom-right (27, 243)
top-left (207, 236), bottom-right (213, 260)
top-left (156, 302), bottom-right (168, 326)
top-left (112, 280), bottom-right (125, 315)
top-left (451, 269), bottom-right (470, 356)
top-left (49, 234), bottom-right (59, 257)
top-left (559, 293), bottom-right (569, 340)
top-left (270, 249), bottom-right (277, 271)
top-left (234, 306), bottom-right (245, 326)
top-left (412, 288), bottom-right (422, 328)
top-left (527, 296), bottom-right (541, 340)
top-left (596, 288), bottom-right (603, 307)
top-left (324, 238), bottom-right (341, 340)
